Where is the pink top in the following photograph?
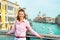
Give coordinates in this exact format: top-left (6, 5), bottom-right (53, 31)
top-left (7, 19), bottom-right (40, 37)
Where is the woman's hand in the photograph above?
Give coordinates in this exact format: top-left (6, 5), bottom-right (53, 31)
top-left (37, 35), bottom-right (45, 38)
top-left (39, 35), bottom-right (45, 38)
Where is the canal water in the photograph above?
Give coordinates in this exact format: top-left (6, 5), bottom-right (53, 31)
top-left (30, 22), bottom-right (60, 40)
top-left (0, 22), bottom-right (60, 40)
top-left (0, 35), bottom-right (14, 40)
top-left (32, 22), bottom-right (60, 35)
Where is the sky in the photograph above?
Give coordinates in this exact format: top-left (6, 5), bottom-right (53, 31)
top-left (8, 0), bottom-right (60, 20)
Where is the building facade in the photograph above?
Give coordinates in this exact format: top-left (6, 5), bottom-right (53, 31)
top-left (55, 14), bottom-right (60, 25)
top-left (34, 16), bottom-right (55, 24)
top-left (45, 17), bottom-right (55, 23)
top-left (0, 0), bottom-right (19, 30)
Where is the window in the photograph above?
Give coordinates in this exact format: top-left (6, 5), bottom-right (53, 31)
top-left (0, 13), bottom-right (1, 15)
top-left (8, 5), bottom-right (13, 10)
top-left (5, 23), bottom-right (8, 29)
top-left (14, 8), bottom-right (16, 11)
top-left (0, 3), bottom-right (1, 9)
top-left (0, 16), bottom-right (1, 22)
top-left (5, 5), bottom-right (7, 10)
top-left (8, 17), bottom-right (15, 22)
top-left (8, 13), bottom-right (15, 15)
top-left (0, 24), bottom-right (2, 29)
top-left (5, 16), bottom-right (7, 21)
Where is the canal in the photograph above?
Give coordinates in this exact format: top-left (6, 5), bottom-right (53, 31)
top-left (32, 22), bottom-right (60, 35)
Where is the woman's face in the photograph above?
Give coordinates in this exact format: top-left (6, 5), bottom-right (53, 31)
top-left (18, 11), bottom-right (25, 19)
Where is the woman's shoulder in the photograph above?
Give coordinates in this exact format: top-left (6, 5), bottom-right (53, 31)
top-left (15, 19), bottom-right (29, 23)
top-left (14, 20), bottom-right (18, 23)
top-left (24, 19), bottom-right (29, 23)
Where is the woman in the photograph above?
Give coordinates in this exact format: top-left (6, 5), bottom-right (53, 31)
top-left (7, 9), bottom-right (43, 40)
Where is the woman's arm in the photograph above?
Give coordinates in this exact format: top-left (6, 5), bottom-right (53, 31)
top-left (26, 21), bottom-right (41, 37)
top-left (7, 21), bottom-right (16, 34)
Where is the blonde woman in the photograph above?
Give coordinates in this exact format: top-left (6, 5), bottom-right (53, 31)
top-left (7, 9), bottom-right (44, 40)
